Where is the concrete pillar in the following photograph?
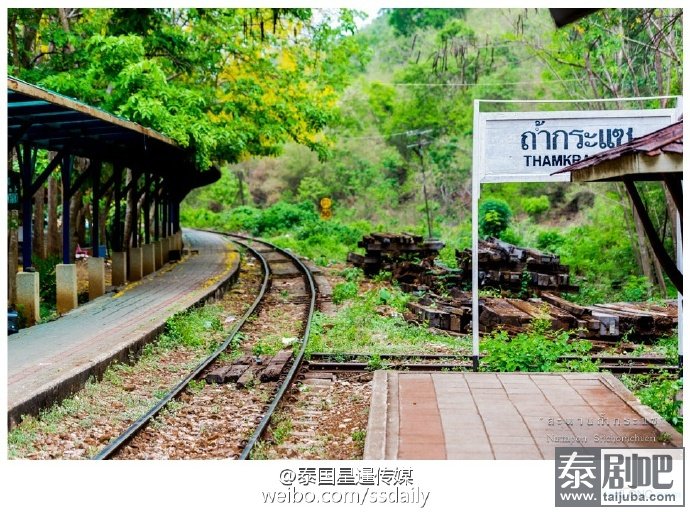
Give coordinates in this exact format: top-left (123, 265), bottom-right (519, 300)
top-left (161, 238), bottom-right (169, 263)
top-left (142, 244), bottom-right (155, 275)
top-left (155, 241), bottom-right (163, 269)
top-left (88, 257), bottom-right (106, 301)
top-left (16, 272), bottom-right (40, 326)
top-left (56, 264), bottom-right (78, 315)
top-left (112, 252), bottom-right (128, 286)
top-left (129, 247), bottom-right (143, 282)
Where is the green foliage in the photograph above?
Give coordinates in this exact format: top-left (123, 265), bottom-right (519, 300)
top-left (332, 281), bottom-right (359, 304)
top-left (480, 317), bottom-right (591, 372)
top-left (521, 195), bottom-right (550, 219)
top-left (386, 8), bottom-right (467, 37)
top-left (256, 202), bottom-right (319, 235)
top-left (621, 373), bottom-right (683, 433)
top-left (158, 306), bottom-right (223, 350)
top-left (339, 266), bottom-right (364, 283)
top-left (620, 275), bottom-right (652, 302)
top-left (32, 254), bottom-right (62, 304)
top-left (9, 8), bottom-right (367, 167)
top-left (536, 229), bottom-right (565, 254)
top-left (479, 198), bottom-right (512, 238)
top-left (307, 287), bottom-right (469, 356)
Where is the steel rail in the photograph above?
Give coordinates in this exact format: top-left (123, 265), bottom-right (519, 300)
top-left (93, 235), bottom-right (270, 460)
top-left (308, 352), bottom-right (671, 365)
top-left (228, 233), bottom-right (317, 460)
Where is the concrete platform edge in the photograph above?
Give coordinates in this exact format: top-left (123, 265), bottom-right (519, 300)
top-left (363, 370), bottom-right (389, 459)
top-left (8, 240), bottom-right (241, 428)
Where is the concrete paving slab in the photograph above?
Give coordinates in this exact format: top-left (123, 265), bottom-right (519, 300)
top-left (364, 371), bottom-right (682, 460)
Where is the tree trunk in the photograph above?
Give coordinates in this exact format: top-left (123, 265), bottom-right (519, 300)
top-left (101, 189), bottom-right (112, 253)
top-left (69, 188), bottom-right (83, 260)
top-left (630, 203), bottom-right (658, 288)
top-left (33, 183), bottom-right (46, 260)
top-left (47, 174), bottom-right (60, 256)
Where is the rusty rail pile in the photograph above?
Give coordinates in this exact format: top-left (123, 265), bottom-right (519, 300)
top-left (348, 233), bottom-right (677, 342)
top-left (456, 237), bottom-right (578, 293)
top-left (347, 232), bottom-right (445, 276)
top-left (406, 291), bottom-right (677, 341)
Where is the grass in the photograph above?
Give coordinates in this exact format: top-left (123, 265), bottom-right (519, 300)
top-left (8, 303), bottom-right (234, 459)
top-left (620, 372), bottom-right (683, 433)
top-left (307, 285), bottom-right (471, 357)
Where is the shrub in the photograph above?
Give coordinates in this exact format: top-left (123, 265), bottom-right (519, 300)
top-left (536, 229), bottom-right (565, 253)
top-left (479, 198), bottom-right (512, 238)
top-left (32, 254), bottom-right (62, 304)
top-left (255, 201), bottom-right (318, 235)
top-left (522, 195), bottom-right (550, 219)
top-left (332, 281), bottom-right (359, 304)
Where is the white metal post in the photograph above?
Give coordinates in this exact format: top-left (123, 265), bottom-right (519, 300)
top-left (471, 100), bottom-right (481, 371)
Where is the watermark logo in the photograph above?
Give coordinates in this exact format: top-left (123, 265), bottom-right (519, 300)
top-left (555, 448), bottom-right (684, 507)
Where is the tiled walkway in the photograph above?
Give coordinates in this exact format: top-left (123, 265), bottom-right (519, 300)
top-left (8, 229), bottom-right (240, 426)
top-left (365, 371), bottom-right (682, 460)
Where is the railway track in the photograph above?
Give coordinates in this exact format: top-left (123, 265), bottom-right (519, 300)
top-left (94, 233), bottom-right (316, 460)
top-left (306, 352), bottom-right (679, 375)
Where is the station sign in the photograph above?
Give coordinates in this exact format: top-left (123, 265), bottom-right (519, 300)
top-left (476, 109), bottom-right (675, 183)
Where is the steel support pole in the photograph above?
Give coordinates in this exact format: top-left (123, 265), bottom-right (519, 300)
top-left (113, 165), bottom-right (123, 252)
top-left (61, 154), bottom-right (72, 264)
top-left (144, 172), bottom-right (151, 245)
top-left (471, 100), bottom-right (481, 372)
top-left (91, 161), bottom-right (101, 256)
top-left (21, 144), bottom-right (34, 270)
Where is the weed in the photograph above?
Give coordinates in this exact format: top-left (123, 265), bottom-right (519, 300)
top-left (366, 353), bottom-right (386, 371)
top-left (620, 373), bottom-right (682, 432)
top-left (352, 429), bottom-right (366, 450)
top-left (332, 281), bottom-right (358, 304)
top-left (250, 440), bottom-right (270, 460)
top-left (188, 379), bottom-right (206, 394)
top-left (271, 415), bottom-right (293, 445)
top-left (657, 432), bottom-right (672, 443)
top-left (340, 267), bottom-right (364, 282)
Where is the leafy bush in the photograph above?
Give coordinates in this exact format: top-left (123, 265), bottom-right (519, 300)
top-left (620, 275), bottom-right (652, 302)
top-left (158, 306), bottom-right (223, 349)
top-left (479, 198), bottom-right (512, 238)
top-left (522, 195), bottom-right (550, 219)
top-left (332, 281), bottom-right (359, 304)
top-left (255, 201), bottom-right (318, 235)
top-left (536, 229), bottom-right (565, 253)
top-left (480, 318), bottom-right (591, 372)
top-left (621, 373), bottom-right (683, 432)
top-left (32, 254), bottom-right (62, 304)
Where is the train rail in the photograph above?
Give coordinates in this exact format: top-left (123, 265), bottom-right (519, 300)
top-left (306, 352), bottom-right (678, 375)
top-left (94, 232), bottom-right (316, 460)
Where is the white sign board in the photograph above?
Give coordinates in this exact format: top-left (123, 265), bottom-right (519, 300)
top-left (476, 109), bottom-right (675, 183)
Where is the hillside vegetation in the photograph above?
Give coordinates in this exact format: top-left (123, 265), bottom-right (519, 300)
top-left (183, 8), bottom-right (682, 305)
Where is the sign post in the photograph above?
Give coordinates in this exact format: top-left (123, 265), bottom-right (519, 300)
top-left (471, 98), bottom-right (677, 371)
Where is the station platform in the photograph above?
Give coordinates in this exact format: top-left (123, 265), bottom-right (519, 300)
top-left (364, 371), bottom-right (682, 460)
top-left (7, 229), bottom-right (240, 427)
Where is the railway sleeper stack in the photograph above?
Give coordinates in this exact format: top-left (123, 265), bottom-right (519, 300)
top-left (405, 291), bottom-right (677, 342)
top-left (456, 237), bottom-right (578, 293)
top-left (347, 232), bottom-right (445, 276)
top-left (205, 350), bottom-right (293, 387)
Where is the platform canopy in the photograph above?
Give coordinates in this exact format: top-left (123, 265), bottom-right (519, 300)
top-left (7, 76), bottom-right (219, 199)
top-left (553, 119), bottom-right (683, 182)
top-left (554, 119), bottom-right (683, 295)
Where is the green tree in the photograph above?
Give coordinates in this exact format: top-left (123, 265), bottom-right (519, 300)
top-left (479, 199), bottom-right (512, 238)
